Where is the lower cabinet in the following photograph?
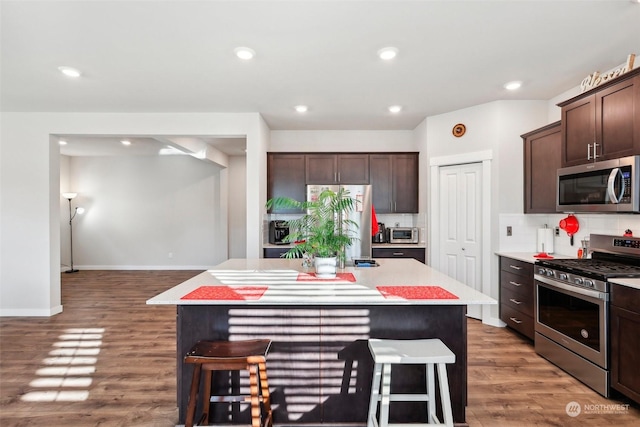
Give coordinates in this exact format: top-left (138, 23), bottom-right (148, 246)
top-left (499, 256), bottom-right (534, 340)
top-left (610, 284), bottom-right (640, 404)
top-left (372, 247), bottom-right (425, 264)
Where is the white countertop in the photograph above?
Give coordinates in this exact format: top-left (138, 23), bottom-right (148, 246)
top-left (495, 252), bottom-right (575, 264)
top-left (610, 278), bottom-right (640, 291)
top-left (146, 258), bottom-right (496, 306)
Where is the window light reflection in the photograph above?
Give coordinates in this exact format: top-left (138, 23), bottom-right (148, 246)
top-left (20, 328), bottom-right (103, 403)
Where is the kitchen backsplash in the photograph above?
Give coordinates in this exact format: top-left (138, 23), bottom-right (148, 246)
top-left (499, 213), bottom-right (640, 256)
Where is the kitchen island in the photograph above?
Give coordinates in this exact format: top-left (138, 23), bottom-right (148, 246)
top-left (147, 258), bottom-right (496, 426)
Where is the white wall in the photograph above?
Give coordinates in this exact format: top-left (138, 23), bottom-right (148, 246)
top-left (228, 156), bottom-right (247, 258)
top-left (0, 112), bottom-right (266, 316)
top-left (64, 155), bottom-right (225, 269)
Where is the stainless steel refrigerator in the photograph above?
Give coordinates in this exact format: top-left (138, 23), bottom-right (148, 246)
top-left (306, 184), bottom-right (372, 264)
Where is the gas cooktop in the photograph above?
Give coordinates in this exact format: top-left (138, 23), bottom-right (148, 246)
top-left (536, 258), bottom-right (640, 279)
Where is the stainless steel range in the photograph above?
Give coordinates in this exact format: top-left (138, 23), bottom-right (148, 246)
top-left (534, 234), bottom-right (640, 397)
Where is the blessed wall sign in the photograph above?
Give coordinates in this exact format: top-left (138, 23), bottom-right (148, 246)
top-left (580, 54), bottom-right (635, 93)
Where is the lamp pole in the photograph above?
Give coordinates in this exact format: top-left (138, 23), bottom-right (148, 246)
top-left (63, 193), bottom-right (80, 273)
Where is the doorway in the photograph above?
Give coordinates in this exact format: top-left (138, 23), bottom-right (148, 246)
top-left (429, 151), bottom-right (492, 322)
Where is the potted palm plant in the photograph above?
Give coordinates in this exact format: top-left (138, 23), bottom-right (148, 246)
top-left (266, 188), bottom-right (359, 278)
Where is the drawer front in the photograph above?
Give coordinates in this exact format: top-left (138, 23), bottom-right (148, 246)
top-left (500, 304), bottom-right (534, 340)
top-left (611, 284), bottom-right (640, 313)
top-left (373, 247), bottom-right (425, 264)
top-left (500, 257), bottom-right (533, 277)
top-left (500, 285), bottom-right (533, 317)
top-left (500, 270), bottom-right (533, 298)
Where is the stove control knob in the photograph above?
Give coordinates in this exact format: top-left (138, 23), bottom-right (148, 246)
top-left (559, 273), bottom-right (568, 281)
top-left (574, 277), bottom-right (584, 286)
top-left (546, 269), bottom-right (554, 277)
top-left (584, 279), bottom-right (594, 288)
top-left (537, 268), bottom-right (546, 275)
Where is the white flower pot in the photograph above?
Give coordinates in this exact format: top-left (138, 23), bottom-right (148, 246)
top-left (315, 256), bottom-right (337, 279)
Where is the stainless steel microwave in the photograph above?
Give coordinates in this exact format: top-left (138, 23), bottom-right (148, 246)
top-left (387, 227), bottom-right (419, 244)
top-left (557, 155), bottom-right (639, 213)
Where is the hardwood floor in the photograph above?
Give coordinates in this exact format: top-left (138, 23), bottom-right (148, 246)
top-left (1, 270), bottom-right (638, 426)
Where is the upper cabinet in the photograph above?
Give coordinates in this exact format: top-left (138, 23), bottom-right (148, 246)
top-left (305, 154), bottom-right (370, 184)
top-left (370, 153), bottom-right (419, 213)
top-left (522, 122), bottom-right (561, 213)
top-left (267, 153), bottom-right (306, 213)
top-left (268, 152), bottom-right (419, 214)
top-left (559, 68), bottom-right (640, 167)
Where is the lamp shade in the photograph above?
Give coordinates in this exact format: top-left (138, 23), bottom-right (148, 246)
top-left (62, 192), bottom-right (77, 199)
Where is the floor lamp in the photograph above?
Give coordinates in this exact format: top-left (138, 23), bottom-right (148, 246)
top-left (62, 192), bottom-right (84, 273)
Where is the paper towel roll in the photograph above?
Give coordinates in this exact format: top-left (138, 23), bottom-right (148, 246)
top-left (537, 228), bottom-right (554, 254)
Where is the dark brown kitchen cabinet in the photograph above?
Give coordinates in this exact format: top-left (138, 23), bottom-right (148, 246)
top-left (522, 121), bottom-right (561, 213)
top-left (559, 68), bottom-right (640, 167)
top-left (267, 153), bottom-right (306, 213)
top-left (499, 256), bottom-right (534, 340)
top-left (610, 283), bottom-right (640, 404)
top-left (372, 247), bottom-right (425, 264)
top-left (305, 154), bottom-right (369, 184)
top-left (370, 153), bottom-right (419, 213)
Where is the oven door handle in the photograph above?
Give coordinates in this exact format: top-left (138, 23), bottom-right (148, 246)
top-left (535, 275), bottom-right (608, 301)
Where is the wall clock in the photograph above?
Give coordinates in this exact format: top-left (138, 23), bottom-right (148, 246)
top-left (452, 123), bottom-right (466, 137)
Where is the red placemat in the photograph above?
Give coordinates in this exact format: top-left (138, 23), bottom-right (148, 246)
top-left (377, 286), bottom-right (459, 300)
top-left (297, 272), bottom-right (356, 282)
top-left (181, 286), bottom-right (268, 300)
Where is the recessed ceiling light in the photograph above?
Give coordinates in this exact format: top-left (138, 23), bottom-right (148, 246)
top-left (234, 47), bottom-right (256, 60)
top-left (504, 81), bottom-right (522, 91)
top-left (378, 47), bottom-right (399, 60)
top-left (120, 140), bottom-right (131, 146)
top-left (58, 66), bottom-right (81, 78)
top-left (58, 140), bottom-right (68, 146)
top-left (388, 105), bottom-right (402, 113)
top-left (294, 105), bottom-right (308, 113)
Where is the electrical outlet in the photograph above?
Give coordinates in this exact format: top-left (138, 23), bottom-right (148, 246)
top-left (506, 226), bottom-right (512, 236)
top-left (555, 227), bottom-right (560, 236)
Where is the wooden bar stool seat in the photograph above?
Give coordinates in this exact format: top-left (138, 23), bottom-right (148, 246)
top-left (367, 338), bottom-right (455, 427)
top-left (184, 339), bottom-right (273, 427)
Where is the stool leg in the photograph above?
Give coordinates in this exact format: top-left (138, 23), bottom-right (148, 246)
top-left (258, 361), bottom-right (273, 427)
top-left (248, 363), bottom-right (261, 427)
top-left (426, 363), bottom-right (435, 424)
top-left (367, 362), bottom-right (382, 427)
top-left (437, 363), bottom-right (454, 427)
top-left (185, 363), bottom-right (202, 427)
top-left (379, 363), bottom-right (391, 427)
top-left (201, 367), bottom-right (212, 425)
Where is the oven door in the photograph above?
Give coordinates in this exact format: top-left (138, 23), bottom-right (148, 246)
top-left (535, 275), bottom-right (608, 368)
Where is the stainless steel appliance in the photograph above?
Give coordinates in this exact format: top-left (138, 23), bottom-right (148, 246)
top-left (387, 227), bottom-right (419, 244)
top-left (268, 220), bottom-right (290, 245)
top-left (306, 184), bottom-right (372, 262)
top-left (534, 234), bottom-right (640, 397)
top-left (557, 155), bottom-right (639, 213)
top-left (372, 222), bottom-right (386, 243)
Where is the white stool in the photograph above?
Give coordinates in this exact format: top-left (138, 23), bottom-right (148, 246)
top-left (367, 338), bottom-right (455, 427)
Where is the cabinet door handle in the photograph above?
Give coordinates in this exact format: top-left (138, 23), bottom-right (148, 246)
top-left (393, 252), bottom-right (404, 256)
top-left (593, 141), bottom-right (599, 160)
top-left (337, 172), bottom-right (341, 182)
top-left (509, 317), bottom-right (523, 324)
top-left (509, 298), bottom-right (522, 305)
top-left (587, 143), bottom-right (592, 160)
top-left (509, 265), bottom-right (522, 270)
top-left (509, 281), bottom-right (523, 287)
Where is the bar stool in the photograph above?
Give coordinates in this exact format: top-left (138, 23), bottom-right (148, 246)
top-left (367, 338), bottom-right (455, 427)
top-left (184, 339), bottom-right (273, 427)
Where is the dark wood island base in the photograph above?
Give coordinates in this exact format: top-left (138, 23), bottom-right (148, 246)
top-left (176, 304), bottom-right (468, 426)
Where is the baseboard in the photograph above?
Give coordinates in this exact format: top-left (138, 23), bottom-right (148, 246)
top-left (71, 265), bottom-right (210, 271)
top-left (482, 315), bottom-right (506, 328)
top-left (0, 304), bottom-right (63, 317)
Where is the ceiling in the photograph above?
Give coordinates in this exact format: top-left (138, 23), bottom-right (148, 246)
top-left (2, 0), bottom-right (640, 156)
